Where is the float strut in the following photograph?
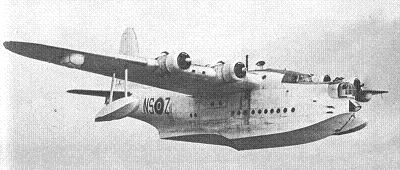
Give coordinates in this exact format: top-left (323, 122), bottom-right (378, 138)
top-left (108, 72), bottom-right (116, 104)
top-left (124, 68), bottom-right (128, 97)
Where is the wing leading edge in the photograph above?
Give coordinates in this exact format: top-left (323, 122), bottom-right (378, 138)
top-left (4, 41), bottom-right (257, 96)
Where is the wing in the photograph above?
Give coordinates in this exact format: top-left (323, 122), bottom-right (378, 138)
top-left (4, 41), bottom-right (258, 96)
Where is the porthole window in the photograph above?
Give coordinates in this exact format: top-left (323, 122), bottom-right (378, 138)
top-left (264, 109), bottom-right (268, 114)
top-left (283, 108), bottom-right (287, 113)
top-left (258, 109), bottom-right (262, 114)
top-left (291, 107), bottom-right (295, 112)
top-left (192, 70), bottom-right (195, 73)
top-left (243, 110), bottom-right (248, 115)
top-left (270, 109), bottom-right (274, 113)
top-left (262, 75), bottom-right (266, 79)
top-left (251, 110), bottom-right (255, 114)
top-left (202, 71), bottom-right (206, 74)
top-left (237, 110), bottom-right (241, 115)
top-left (277, 108), bottom-right (281, 113)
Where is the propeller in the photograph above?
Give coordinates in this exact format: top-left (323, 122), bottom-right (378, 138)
top-left (353, 77), bottom-right (388, 102)
top-left (233, 62), bottom-right (247, 78)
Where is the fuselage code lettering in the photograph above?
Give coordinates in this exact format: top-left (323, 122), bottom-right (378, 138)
top-left (143, 97), bottom-right (171, 115)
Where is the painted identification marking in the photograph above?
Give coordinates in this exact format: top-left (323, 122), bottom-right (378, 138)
top-left (143, 97), bottom-right (171, 115)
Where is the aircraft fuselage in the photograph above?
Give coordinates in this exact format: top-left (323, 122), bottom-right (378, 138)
top-left (123, 71), bottom-right (364, 149)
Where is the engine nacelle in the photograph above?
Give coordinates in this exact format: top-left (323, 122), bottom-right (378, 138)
top-left (156, 52), bottom-right (192, 73)
top-left (215, 60), bottom-right (247, 82)
top-left (60, 53), bottom-right (85, 68)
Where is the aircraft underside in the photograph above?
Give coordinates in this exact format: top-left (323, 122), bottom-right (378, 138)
top-left (137, 112), bottom-right (366, 150)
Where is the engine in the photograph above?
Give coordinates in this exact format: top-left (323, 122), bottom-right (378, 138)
top-left (156, 52), bottom-right (192, 73)
top-left (353, 77), bottom-right (372, 102)
top-left (215, 60), bottom-right (247, 82)
top-left (152, 52), bottom-right (246, 82)
top-left (60, 53), bottom-right (85, 68)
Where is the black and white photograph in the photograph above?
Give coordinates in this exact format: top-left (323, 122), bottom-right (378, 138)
top-left (1, 0), bottom-right (399, 169)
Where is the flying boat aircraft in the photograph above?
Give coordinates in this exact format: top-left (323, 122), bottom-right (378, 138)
top-left (3, 28), bottom-right (388, 150)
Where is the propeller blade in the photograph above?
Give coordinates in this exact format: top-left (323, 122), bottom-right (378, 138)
top-left (352, 75), bottom-right (388, 102)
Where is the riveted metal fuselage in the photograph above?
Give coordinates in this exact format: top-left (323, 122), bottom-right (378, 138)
top-left (128, 71), bottom-right (356, 141)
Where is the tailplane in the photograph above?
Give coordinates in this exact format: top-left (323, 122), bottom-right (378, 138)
top-left (119, 27), bottom-right (139, 57)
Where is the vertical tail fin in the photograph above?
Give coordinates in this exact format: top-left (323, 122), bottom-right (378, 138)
top-left (119, 27), bottom-right (139, 57)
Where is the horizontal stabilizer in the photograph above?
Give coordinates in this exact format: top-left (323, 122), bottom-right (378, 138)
top-left (67, 89), bottom-right (132, 98)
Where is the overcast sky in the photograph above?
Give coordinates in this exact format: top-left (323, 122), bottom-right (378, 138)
top-left (1, 0), bottom-right (400, 169)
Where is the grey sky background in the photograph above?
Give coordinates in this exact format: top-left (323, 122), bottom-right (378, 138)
top-left (1, 0), bottom-right (399, 169)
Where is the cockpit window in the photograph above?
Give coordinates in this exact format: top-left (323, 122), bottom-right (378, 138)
top-left (282, 72), bottom-right (313, 83)
top-left (282, 73), bottom-right (298, 83)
